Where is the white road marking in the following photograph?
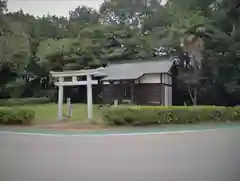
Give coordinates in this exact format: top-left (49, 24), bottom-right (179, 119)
top-left (0, 128), bottom-right (232, 137)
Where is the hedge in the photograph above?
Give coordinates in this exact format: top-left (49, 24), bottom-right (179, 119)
top-left (0, 97), bottom-right (51, 107)
top-left (102, 106), bottom-right (240, 126)
top-left (0, 108), bottom-right (35, 125)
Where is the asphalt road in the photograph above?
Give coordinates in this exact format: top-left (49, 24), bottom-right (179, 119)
top-left (0, 128), bottom-right (240, 181)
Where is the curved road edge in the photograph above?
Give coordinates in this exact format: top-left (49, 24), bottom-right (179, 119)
top-left (0, 123), bottom-right (240, 137)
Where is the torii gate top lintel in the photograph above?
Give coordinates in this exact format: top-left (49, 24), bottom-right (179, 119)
top-left (50, 67), bottom-right (104, 78)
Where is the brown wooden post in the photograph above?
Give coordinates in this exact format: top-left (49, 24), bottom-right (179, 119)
top-left (130, 80), bottom-right (135, 104)
top-left (131, 83), bottom-right (134, 104)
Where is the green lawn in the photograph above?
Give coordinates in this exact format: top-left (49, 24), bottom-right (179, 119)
top-left (18, 104), bottom-right (102, 125)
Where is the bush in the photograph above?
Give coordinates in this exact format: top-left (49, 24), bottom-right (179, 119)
top-left (34, 90), bottom-right (57, 102)
top-left (102, 106), bottom-right (240, 126)
top-left (0, 97), bottom-right (51, 107)
top-left (0, 108), bottom-right (35, 125)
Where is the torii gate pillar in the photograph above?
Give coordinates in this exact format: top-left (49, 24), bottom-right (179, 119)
top-left (58, 77), bottom-right (64, 120)
top-left (87, 75), bottom-right (93, 120)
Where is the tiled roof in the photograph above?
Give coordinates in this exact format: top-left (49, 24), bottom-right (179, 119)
top-left (99, 59), bottom-right (173, 81)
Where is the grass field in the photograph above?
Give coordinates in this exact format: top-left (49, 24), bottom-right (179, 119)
top-left (18, 104), bottom-right (102, 125)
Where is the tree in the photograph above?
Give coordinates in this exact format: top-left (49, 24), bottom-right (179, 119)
top-left (0, 17), bottom-right (30, 87)
top-left (0, 0), bottom-right (7, 14)
top-left (143, 3), bottom-right (210, 104)
top-left (69, 6), bottom-right (100, 25)
top-left (0, 17), bottom-right (30, 97)
top-left (0, 17), bottom-right (30, 64)
top-left (167, 0), bottom-right (216, 13)
top-left (100, 0), bottom-right (162, 25)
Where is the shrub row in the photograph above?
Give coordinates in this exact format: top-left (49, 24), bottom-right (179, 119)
top-left (102, 106), bottom-right (240, 126)
top-left (0, 108), bottom-right (35, 125)
top-left (0, 97), bottom-right (51, 107)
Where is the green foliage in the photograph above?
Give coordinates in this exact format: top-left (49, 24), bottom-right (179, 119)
top-left (0, 0), bottom-right (7, 13)
top-left (0, 16), bottom-right (30, 93)
top-left (100, 0), bottom-right (161, 25)
top-left (1, 0), bottom-right (240, 106)
top-left (69, 6), bottom-right (100, 25)
top-left (102, 106), bottom-right (240, 126)
top-left (0, 97), bottom-right (51, 107)
top-left (167, 0), bottom-right (216, 12)
top-left (233, 107), bottom-right (240, 121)
top-left (37, 38), bottom-right (77, 60)
top-left (0, 17), bottom-right (30, 67)
top-left (0, 108), bottom-right (35, 125)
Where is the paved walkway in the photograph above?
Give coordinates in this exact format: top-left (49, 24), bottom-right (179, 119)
top-left (0, 124), bottom-right (240, 181)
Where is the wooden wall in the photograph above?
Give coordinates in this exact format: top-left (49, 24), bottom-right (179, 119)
top-left (102, 83), bottom-right (163, 105)
top-left (102, 73), bottom-right (172, 106)
top-left (135, 84), bottom-right (162, 105)
top-left (102, 84), bottom-right (125, 104)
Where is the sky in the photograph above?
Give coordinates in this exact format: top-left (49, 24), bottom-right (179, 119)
top-left (7, 0), bottom-right (105, 17)
top-left (7, 0), bottom-right (167, 17)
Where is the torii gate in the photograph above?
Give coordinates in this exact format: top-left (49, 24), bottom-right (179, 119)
top-left (50, 68), bottom-right (103, 121)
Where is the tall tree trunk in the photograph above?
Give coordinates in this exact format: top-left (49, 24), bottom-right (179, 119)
top-left (232, 23), bottom-right (236, 36)
top-left (193, 88), bottom-right (197, 105)
top-left (187, 56), bottom-right (199, 106)
top-left (187, 84), bottom-right (197, 105)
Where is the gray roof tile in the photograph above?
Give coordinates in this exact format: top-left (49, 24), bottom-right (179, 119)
top-left (99, 59), bottom-right (173, 81)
